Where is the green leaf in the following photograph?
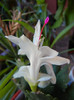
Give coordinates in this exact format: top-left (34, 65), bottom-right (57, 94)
top-left (0, 75), bottom-right (8, 86)
top-left (54, 5), bottom-right (63, 20)
top-left (0, 33), bottom-right (17, 56)
top-left (50, 23), bottom-right (74, 48)
top-left (0, 66), bottom-right (13, 77)
top-left (56, 65), bottom-right (69, 91)
top-left (39, 84), bottom-right (55, 95)
top-left (3, 19), bottom-right (34, 33)
top-left (0, 66), bottom-right (17, 90)
top-left (3, 83), bottom-right (17, 100)
top-left (65, 0), bottom-right (74, 25)
top-left (54, 0), bottom-right (65, 20)
top-left (59, 48), bottom-right (74, 54)
top-left (14, 77), bottom-right (29, 91)
top-left (64, 83), bottom-right (74, 100)
top-left (6, 59), bottom-right (16, 65)
top-left (36, 0), bottom-right (45, 4)
top-left (53, 65), bottom-right (61, 75)
top-left (0, 46), bottom-right (5, 52)
top-left (0, 2), bottom-right (11, 17)
top-left (0, 55), bottom-right (10, 61)
top-left (52, 16), bottom-right (63, 29)
top-left (0, 80), bottom-right (16, 99)
top-left (25, 91), bottom-right (54, 100)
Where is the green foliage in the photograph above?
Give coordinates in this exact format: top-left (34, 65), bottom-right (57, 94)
top-left (14, 77), bottom-right (29, 91)
top-left (64, 84), bottom-right (74, 100)
top-left (51, 22), bottom-right (74, 48)
top-left (0, 66), bottom-right (18, 99)
top-left (0, 65), bottom-right (13, 77)
top-left (25, 91), bottom-right (58, 100)
top-left (36, 0), bottom-right (45, 4)
top-left (52, 0), bottom-right (65, 29)
top-left (65, 0), bottom-right (74, 25)
top-left (54, 0), bottom-right (65, 20)
top-left (0, 66), bottom-right (17, 90)
top-left (0, 2), bottom-right (11, 17)
top-left (53, 0), bottom-right (74, 28)
top-left (59, 48), bottom-right (74, 54)
top-left (0, 55), bottom-right (10, 60)
top-left (0, 80), bottom-right (17, 99)
top-left (3, 19), bottom-right (35, 34)
top-left (56, 65), bottom-right (69, 91)
top-left (52, 16), bottom-right (63, 29)
top-left (0, 33), bottom-right (17, 57)
top-left (53, 65), bottom-right (61, 75)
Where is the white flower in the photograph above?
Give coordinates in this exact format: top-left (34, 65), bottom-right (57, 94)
top-left (5, 20), bottom-right (70, 91)
top-left (68, 66), bottom-right (74, 85)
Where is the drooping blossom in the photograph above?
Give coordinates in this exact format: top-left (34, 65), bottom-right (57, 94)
top-left (5, 19), bottom-right (70, 91)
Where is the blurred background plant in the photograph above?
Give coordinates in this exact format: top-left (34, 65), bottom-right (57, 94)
top-left (0, 0), bottom-right (74, 100)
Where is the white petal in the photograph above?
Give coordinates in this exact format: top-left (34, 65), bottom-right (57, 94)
top-left (39, 37), bottom-right (45, 47)
top-left (37, 73), bottom-right (52, 82)
top-left (38, 81), bottom-right (50, 88)
top-left (38, 64), bottom-right (56, 88)
top-left (41, 56), bottom-right (70, 65)
top-left (36, 57), bottom-right (56, 84)
top-left (13, 71), bottom-right (25, 78)
top-left (33, 20), bottom-right (40, 46)
top-left (13, 66), bottom-right (29, 79)
top-left (36, 58), bottom-right (56, 84)
top-left (19, 35), bottom-right (38, 65)
top-left (39, 61), bottom-right (56, 84)
top-left (5, 35), bottom-right (19, 45)
top-left (39, 46), bottom-right (58, 58)
top-left (69, 66), bottom-right (74, 81)
top-left (6, 35), bottom-right (38, 66)
top-left (18, 49), bottom-right (26, 55)
top-left (45, 64), bottom-right (56, 84)
top-left (19, 35), bottom-right (37, 50)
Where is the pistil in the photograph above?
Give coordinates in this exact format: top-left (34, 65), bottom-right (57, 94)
top-left (38, 17), bottom-right (49, 46)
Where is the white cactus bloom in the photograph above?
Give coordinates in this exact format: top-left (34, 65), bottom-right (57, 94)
top-left (5, 20), bottom-right (70, 91)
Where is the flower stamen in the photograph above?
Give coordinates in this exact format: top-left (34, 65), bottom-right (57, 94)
top-left (39, 17), bottom-right (49, 41)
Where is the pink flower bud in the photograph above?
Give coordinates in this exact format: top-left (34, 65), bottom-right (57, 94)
top-left (45, 17), bottom-right (49, 24)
